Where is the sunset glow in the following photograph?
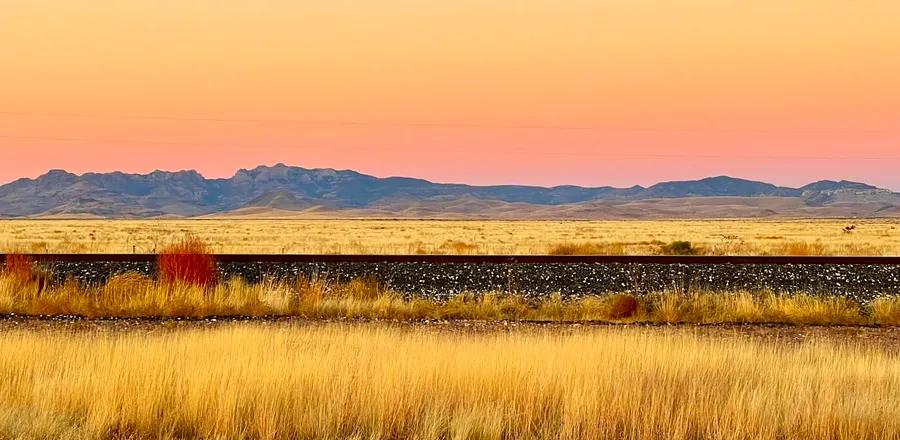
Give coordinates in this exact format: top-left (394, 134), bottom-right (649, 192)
top-left (1, 0), bottom-right (899, 188)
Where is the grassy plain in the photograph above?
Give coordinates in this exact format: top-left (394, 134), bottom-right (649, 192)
top-left (2, 221), bottom-right (899, 439)
top-left (1, 218), bottom-right (899, 255)
top-left (0, 323), bottom-right (898, 440)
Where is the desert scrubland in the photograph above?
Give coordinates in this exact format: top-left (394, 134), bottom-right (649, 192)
top-left (1, 219), bottom-right (898, 255)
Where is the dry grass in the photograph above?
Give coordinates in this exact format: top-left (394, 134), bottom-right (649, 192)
top-left (1, 272), bottom-right (897, 325)
top-left (0, 323), bottom-right (898, 439)
top-left (1, 219), bottom-right (899, 255)
top-left (872, 296), bottom-right (900, 326)
top-left (648, 292), bottom-right (866, 325)
top-left (776, 241), bottom-right (829, 256)
top-left (548, 242), bottom-right (626, 255)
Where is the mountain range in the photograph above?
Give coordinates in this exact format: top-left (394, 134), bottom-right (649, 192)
top-left (1, 164), bottom-right (899, 219)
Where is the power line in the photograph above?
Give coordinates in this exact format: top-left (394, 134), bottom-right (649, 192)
top-left (0, 111), bottom-right (898, 134)
top-left (1, 134), bottom-right (899, 161)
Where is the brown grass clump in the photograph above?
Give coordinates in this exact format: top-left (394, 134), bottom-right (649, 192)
top-left (605, 293), bottom-right (639, 319)
top-left (157, 237), bottom-right (216, 288)
top-left (548, 242), bottom-right (625, 255)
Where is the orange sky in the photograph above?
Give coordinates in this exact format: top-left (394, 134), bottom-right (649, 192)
top-left (1, 0), bottom-right (899, 188)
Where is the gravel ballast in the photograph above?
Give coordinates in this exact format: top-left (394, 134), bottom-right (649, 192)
top-left (32, 260), bottom-right (900, 301)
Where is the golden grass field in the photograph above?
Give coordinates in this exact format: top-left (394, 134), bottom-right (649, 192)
top-left (0, 323), bottom-right (898, 440)
top-left (1, 218), bottom-right (899, 255)
top-left (3, 221), bottom-right (899, 440)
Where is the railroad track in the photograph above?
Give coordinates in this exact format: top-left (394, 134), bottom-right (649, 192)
top-left (3, 254), bottom-right (900, 265)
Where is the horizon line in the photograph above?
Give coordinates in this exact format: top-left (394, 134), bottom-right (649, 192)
top-left (3, 164), bottom-right (884, 192)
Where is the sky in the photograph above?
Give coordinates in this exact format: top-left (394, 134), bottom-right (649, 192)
top-left (1, 0), bottom-right (899, 189)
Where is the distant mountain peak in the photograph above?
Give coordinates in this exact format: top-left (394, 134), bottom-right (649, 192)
top-left (800, 180), bottom-right (877, 192)
top-left (36, 169), bottom-right (78, 181)
top-left (644, 175), bottom-right (793, 198)
top-left (44, 168), bottom-right (75, 176)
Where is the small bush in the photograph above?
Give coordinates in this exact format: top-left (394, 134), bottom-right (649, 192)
top-left (660, 241), bottom-right (698, 256)
top-left (157, 237), bottom-right (216, 288)
top-left (606, 294), bottom-right (639, 319)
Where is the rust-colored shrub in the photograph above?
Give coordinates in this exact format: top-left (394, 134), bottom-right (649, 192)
top-left (606, 294), bottom-right (639, 319)
top-left (1, 253), bottom-right (51, 294)
top-left (157, 237), bottom-right (216, 288)
top-left (3, 253), bottom-right (36, 282)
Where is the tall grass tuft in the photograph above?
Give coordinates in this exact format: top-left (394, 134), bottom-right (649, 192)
top-left (157, 237), bottom-right (216, 288)
top-left (871, 296), bottom-right (900, 326)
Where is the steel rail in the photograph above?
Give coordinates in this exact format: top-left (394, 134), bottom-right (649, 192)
top-left (1, 254), bottom-right (899, 265)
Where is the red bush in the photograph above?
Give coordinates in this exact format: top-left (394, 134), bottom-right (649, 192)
top-left (157, 237), bottom-right (217, 288)
top-left (3, 253), bottom-right (35, 282)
